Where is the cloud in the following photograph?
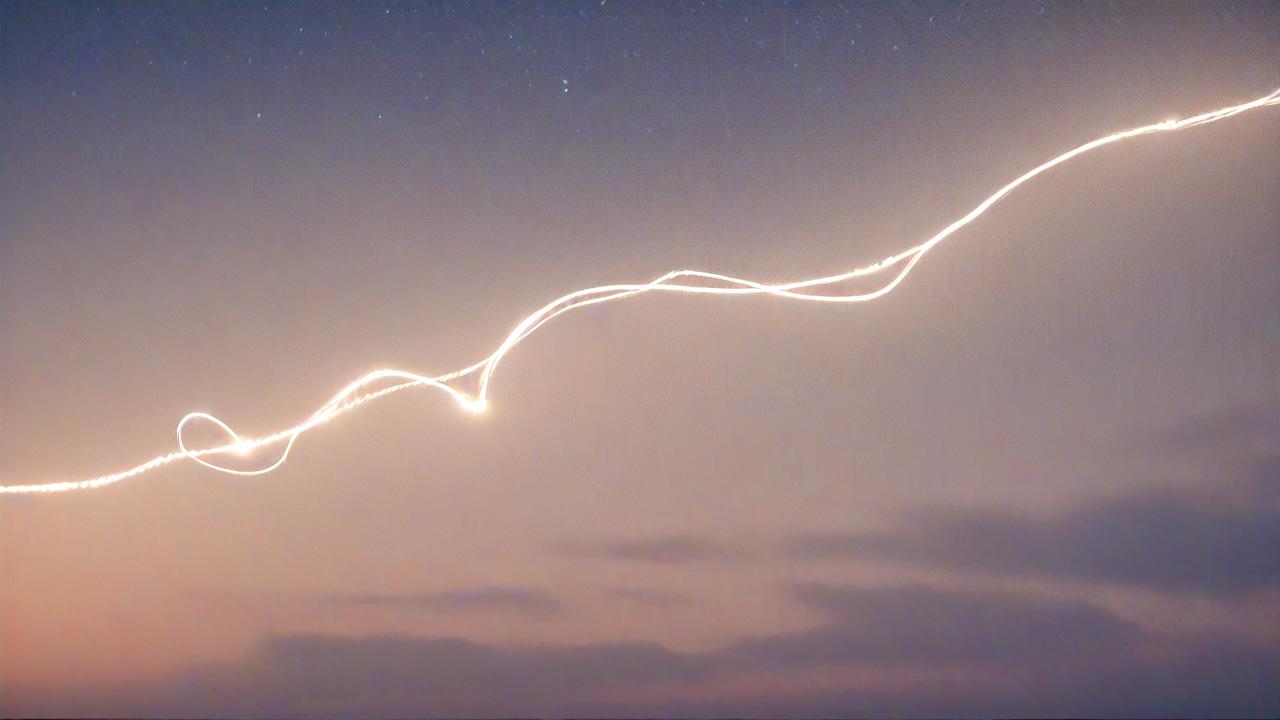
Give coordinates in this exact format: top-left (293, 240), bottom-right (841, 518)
top-left (784, 457), bottom-right (1280, 595)
top-left (726, 583), bottom-right (1141, 668)
top-left (155, 635), bottom-right (712, 718)
top-left (609, 587), bottom-right (700, 607)
top-left (646, 627), bottom-right (1279, 719)
top-left (712, 583), bottom-right (1277, 717)
top-left (1135, 403), bottom-right (1280, 459)
top-left (332, 585), bottom-right (564, 617)
top-left (6, 584), bottom-right (1274, 718)
top-left (565, 534), bottom-right (748, 564)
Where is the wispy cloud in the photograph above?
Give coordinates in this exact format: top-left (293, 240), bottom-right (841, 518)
top-left (564, 534), bottom-right (750, 565)
top-left (1134, 403), bottom-right (1280, 459)
top-left (608, 587), bottom-right (700, 608)
top-left (332, 585), bottom-right (564, 617)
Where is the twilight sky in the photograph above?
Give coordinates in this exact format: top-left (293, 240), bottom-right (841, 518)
top-left (1, 2), bottom-right (1278, 717)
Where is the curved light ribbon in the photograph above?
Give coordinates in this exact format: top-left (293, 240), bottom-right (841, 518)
top-left (4, 86), bottom-right (1278, 494)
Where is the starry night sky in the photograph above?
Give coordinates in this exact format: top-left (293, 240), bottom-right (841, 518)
top-left (2, 2), bottom-right (1279, 717)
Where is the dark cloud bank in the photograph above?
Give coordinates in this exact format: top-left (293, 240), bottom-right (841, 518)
top-left (787, 453), bottom-right (1279, 596)
top-left (10, 415), bottom-right (1274, 717)
top-left (9, 582), bottom-right (1275, 718)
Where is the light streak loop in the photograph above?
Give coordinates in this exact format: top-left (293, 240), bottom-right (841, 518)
top-left (3, 87), bottom-right (1278, 494)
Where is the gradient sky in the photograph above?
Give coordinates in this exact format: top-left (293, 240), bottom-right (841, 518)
top-left (2, 2), bottom-right (1278, 717)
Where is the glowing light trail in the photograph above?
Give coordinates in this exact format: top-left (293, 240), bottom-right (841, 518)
top-left (4, 87), bottom-right (1279, 494)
